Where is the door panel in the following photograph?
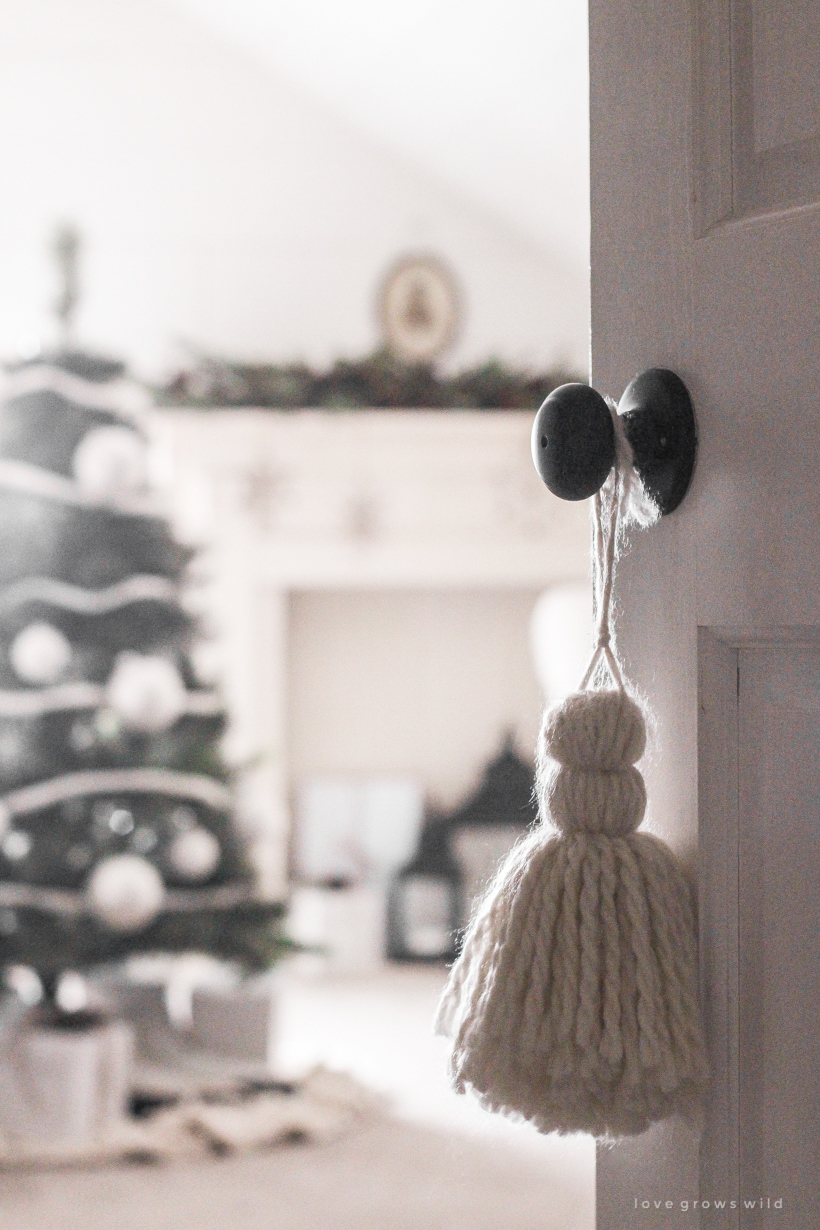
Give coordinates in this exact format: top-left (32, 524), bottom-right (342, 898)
top-left (591, 0), bottom-right (820, 1223)
top-left (700, 637), bottom-right (820, 1229)
top-left (698, 630), bottom-right (740, 1227)
top-left (738, 648), bottom-right (820, 1224)
top-left (695, 0), bottom-right (820, 230)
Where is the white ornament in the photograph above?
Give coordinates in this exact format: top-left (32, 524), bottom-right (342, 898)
top-left (106, 652), bottom-right (186, 732)
top-left (168, 825), bottom-right (221, 882)
top-left (3, 830), bottom-right (32, 861)
top-left (72, 425), bottom-right (147, 499)
top-left (10, 622), bottom-right (71, 685)
top-left (86, 854), bottom-right (165, 931)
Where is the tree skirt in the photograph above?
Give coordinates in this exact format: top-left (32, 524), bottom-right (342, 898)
top-left (0, 1067), bottom-right (380, 1169)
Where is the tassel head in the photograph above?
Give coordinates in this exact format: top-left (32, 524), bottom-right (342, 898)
top-left (538, 689), bottom-right (648, 838)
top-left (541, 689), bottom-right (646, 770)
top-left (546, 763), bottom-right (646, 837)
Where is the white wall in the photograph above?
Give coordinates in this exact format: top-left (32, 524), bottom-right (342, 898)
top-left (287, 589), bottom-right (544, 811)
top-left (0, 0), bottom-right (588, 378)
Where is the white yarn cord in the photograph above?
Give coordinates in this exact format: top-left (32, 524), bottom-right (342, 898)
top-left (579, 400), bottom-right (658, 695)
top-left (580, 475), bottom-right (624, 692)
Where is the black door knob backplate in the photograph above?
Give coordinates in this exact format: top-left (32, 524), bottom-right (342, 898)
top-left (530, 368), bottom-right (697, 516)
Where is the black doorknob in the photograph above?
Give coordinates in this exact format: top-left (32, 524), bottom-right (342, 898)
top-left (530, 368), bottom-right (697, 515)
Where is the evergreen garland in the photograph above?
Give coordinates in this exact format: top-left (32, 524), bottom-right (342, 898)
top-left (160, 349), bottom-right (581, 411)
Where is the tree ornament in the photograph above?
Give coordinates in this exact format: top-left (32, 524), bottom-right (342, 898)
top-left (10, 622), bottom-right (71, 685)
top-left (167, 825), bottom-right (221, 882)
top-left (108, 808), bottom-right (134, 836)
top-left (131, 825), bottom-right (158, 854)
top-left (170, 805), bottom-right (197, 832)
top-left (72, 424), bottom-right (147, 498)
top-left (94, 708), bottom-right (123, 742)
top-left (435, 428), bottom-right (709, 1139)
top-left (2, 830), bottom-right (32, 862)
top-left (69, 718), bottom-right (98, 754)
top-left (86, 853), bottom-right (165, 932)
top-left (105, 652), bottom-right (186, 732)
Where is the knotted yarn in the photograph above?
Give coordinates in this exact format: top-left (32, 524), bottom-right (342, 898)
top-left (434, 420), bottom-right (708, 1138)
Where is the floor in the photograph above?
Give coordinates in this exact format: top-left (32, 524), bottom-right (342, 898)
top-left (276, 961), bottom-right (596, 1170)
top-left (0, 963), bottom-right (596, 1230)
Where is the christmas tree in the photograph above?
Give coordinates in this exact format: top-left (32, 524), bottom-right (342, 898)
top-left (0, 343), bottom-right (284, 1006)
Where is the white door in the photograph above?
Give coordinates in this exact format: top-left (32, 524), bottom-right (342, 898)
top-left (590, 1), bottom-right (820, 1227)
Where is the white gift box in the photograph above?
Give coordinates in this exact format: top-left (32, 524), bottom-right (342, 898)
top-left (288, 885), bottom-right (387, 974)
top-left (94, 979), bottom-right (183, 1066)
top-left (190, 987), bottom-right (274, 1064)
top-left (294, 777), bottom-right (423, 885)
top-left (5, 1017), bottom-right (133, 1146)
top-left (91, 972), bottom-right (278, 1071)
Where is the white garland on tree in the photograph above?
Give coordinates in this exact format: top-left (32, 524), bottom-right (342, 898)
top-left (0, 574), bottom-right (179, 617)
top-left (0, 878), bottom-right (254, 916)
top-left (0, 363), bottom-right (150, 422)
top-left (0, 683), bottom-right (220, 719)
top-left (0, 457), bottom-right (160, 517)
top-left (0, 767), bottom-right (233, 825)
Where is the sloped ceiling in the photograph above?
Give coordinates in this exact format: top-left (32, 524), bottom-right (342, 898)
top-left (166, 0), bottom-right (590, 267)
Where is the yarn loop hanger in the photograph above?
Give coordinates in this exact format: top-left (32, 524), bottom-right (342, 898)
top-left (581, 480), bottom-right (624, 692)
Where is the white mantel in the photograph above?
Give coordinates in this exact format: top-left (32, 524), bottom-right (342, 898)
top-left (150, 409), bottom-right (589, 897)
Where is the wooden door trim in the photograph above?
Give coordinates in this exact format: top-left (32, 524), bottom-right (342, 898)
top-left (698, 627), bottom-right (740, 1226)
top-left (697, 626), bottom-right (820, 1224)
top-left (693, 0), bottom-right (820, 236)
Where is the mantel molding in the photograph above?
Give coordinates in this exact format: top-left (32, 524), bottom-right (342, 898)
top-left (152, 408), bottom-right (589, 590)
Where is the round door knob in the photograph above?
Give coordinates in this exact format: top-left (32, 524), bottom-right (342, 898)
top-left (531, 369), bottom-right (697, 515)
top-left (531, 383), bottom-right (615, 501)
top-left (618, 368), bottom-right (697, 515)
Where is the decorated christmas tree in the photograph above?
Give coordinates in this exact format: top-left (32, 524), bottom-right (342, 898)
top-left (0, 341), bottom-right (284, 1007)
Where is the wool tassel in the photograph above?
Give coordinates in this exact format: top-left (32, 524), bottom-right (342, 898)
top-left (435, 437), bottom-right (708, 1139)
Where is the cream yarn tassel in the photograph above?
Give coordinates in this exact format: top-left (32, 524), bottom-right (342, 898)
top-left (435, 448), bottom-right (708, 1139)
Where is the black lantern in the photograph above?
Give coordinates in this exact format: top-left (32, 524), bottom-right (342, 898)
top-left (448, 735), bottom-right (537, 929)
top-left (387, 815), bottom-right (461, 962)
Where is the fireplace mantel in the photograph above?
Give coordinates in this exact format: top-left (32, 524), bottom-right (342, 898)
top-left (151, 409), bottom-right (589, 896)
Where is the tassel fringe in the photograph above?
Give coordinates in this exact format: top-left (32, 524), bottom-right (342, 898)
top-left (435, 827), bottom-right (708, 1138)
